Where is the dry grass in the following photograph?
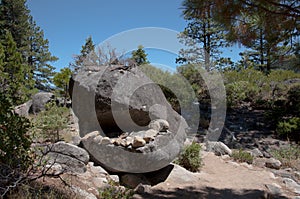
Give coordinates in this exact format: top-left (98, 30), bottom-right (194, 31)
top-left (271, 144), bottom-right (300, 170)
top-left (5, 179), bottom-right (78, 199)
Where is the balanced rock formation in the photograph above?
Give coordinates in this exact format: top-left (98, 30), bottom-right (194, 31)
top-left (70, 65), bottom-right (188, 173)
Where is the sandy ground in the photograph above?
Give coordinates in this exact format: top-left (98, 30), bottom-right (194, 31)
top-left (134, 152), bottom-right (293, 199)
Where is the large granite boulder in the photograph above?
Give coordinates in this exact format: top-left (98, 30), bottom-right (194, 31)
top-left (70, 65), bottom-right (188, 173)
top-left (30, 92), bottom-right (55, 114)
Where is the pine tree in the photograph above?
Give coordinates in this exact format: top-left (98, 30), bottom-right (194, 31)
top-left (53, 67), bottom-right (72, 105)
top-left (131, 45), bottom-right (149, 66)
top-left (28, 17), bottom-right (58, 91)
top-left (0, 0), bottom-right (31, 52)
top-left (0, 0), bottom-right (57, 91)
top-left (0, 31), bottom-right (31, 104)
top-left (72, 36), bottom-right (95, 71)
top-left (181, 0), bottom-right (299, 72)
top-left (177, 0), bottom-right (226, 71)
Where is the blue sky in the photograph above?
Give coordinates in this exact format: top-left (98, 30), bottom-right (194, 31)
top-left (27, 0), bottom-right (243, 72)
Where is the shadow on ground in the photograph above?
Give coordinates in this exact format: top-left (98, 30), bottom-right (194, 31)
top-left (135, 186), bottom-right (290, 199)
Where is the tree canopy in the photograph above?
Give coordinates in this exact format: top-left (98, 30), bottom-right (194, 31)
top-left (180, 0), bottom-right (300, 73)
top-left (131, 45), bottom-right (150, 66)
top-left (0, 0), bottom-right (57, 93)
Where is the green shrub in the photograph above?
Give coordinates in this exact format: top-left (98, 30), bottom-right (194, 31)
top-left (0, 94), bottom-right (32, 170)
top-left (98, 180), bottom-right (134, 199)
top-left (276, 117), bottom-right (300, 141)
top-left (175, 142), bottom-right (202, 172)
top-left (271, 144), bottom-right (300, 170)
top-left (226, 81), bottom-right (259, 107)
top-left (287, 83), bottom-right (300, 115)
top-left (232, 149), bottom-right (254, 164)
top-left (0, 93), bottom-right (33, 197)
top-left (267, 70), bottom-right (300, 82)
top-left (31, 102), bottom-right (69, 142)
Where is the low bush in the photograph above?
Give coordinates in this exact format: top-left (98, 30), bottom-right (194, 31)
top-left (31, 102), bottom-right (69, 142)
top-left (232, 149), bottom-right (254, 164)
top-left (276, 117), bottom-right (300, 142)
top-left (287, 83), bottom-right (300, 115)
top-left (226, 81), bottom-right (259, 107)
top-left (175, 142), bottom-right (202, 172)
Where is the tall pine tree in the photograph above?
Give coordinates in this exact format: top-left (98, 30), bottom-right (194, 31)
top-left (72, 36), bottom-right (95, 72)
top-left (0, 0), bottom-right (57, 91)
top-left (131, 45), bottom-right (149, 66)
top-left (0, 31), bottom-right (32, 104)
top-left (28, 17), bottom-right (58, 91)
top-left (196, 0), bottom-right (299, 72)
top-left (177, 0), bottom-right (227, 71)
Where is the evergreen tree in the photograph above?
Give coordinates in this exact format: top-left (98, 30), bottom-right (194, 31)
top-left (177, 0), bottom-right (227, 71)
top-left (28, 17), bottom-right (58, 91)
top-left (0, 31), bottom-right (31, 104)
top-left (53, 67), bottom-right (72, 105)
top-left (72, 36), bottom-right (95, 71)
top-left (131, 45), bottom-right (149, 66)
top-left (181, 0), bottom-right (299, 72)
top-left (0, 0), bottom-right (31, 52)
top-left (0, 0), bottom-right (57, 91)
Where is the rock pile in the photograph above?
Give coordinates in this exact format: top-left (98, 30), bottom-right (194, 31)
top-left (82, 119), bottom-right (170, 153)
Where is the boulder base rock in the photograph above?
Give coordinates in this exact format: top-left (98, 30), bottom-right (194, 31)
top-left (71, 65), bottom-right (188, 173)
top-left (42, 141), bottom-right (90, 173)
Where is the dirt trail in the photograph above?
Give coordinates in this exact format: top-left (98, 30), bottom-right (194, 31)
top-left (135, 152), bottom-right (292, 199)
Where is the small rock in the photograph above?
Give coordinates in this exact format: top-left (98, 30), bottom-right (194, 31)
top-left (134, 183), bottom-right (152, 194)
top-left (250, 148), bottom-right (264, 158)
top-left (119, 139), bottom-right (127, 147)
top-left (283, 178), bottom-right (300, 194)
top-left (265, 158), bottom-right (282, 170)
top-left (88, 162), bottom-right (108, 175)
top-left (148, 119), bottom-right (169, 132)
top-left (82, 131), bottom-right (100, 141)
top-left (240, 162), bottom-right (253, 169)
top-left (265, 183), bottom-right (282, 196)
top-left (93, 135), bottom-right (103, 143)
top-left (206, 141), bottom-right (232, 156)
top-left (125, 137), bottom-right (134, 146)
top-left (143, 129), bottom-right (158, 143)
top-left (221, 155), bottom-right (230, 160)
top-left (110, 175), bottom-right (120, 184)
top-left (262, 151), bottom-right (271, 158)
top-left (101, 137), bottom-right (111, 145)
top-left (132, 136), bottom-right (146, 148)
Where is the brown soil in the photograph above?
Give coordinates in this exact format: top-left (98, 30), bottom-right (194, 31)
top-left (134, 152), bottom-right (295, 199)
